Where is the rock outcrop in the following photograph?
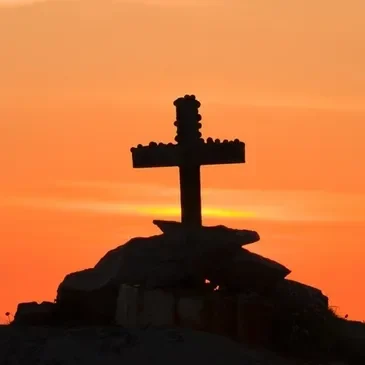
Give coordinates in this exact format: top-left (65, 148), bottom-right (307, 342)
top-left (53, 221), bottom-right (289, 324)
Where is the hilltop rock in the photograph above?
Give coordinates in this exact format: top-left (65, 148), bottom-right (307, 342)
top-left (206, 248), bottom-right (291, 292)
top-left (55, 223), bottom-right (288, 324)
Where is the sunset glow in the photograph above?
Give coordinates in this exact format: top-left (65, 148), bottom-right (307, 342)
top-left (1, 0), bottom-right (364, 323)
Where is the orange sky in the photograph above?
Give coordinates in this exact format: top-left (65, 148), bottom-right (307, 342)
top-left (1, 0), bottom-right (365, 323)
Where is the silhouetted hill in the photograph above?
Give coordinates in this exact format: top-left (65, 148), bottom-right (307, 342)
top-left (0, 324), bottom-right (323, 365)
top-left (4, 221), bottom-right (365, 364)
top-left (1, 317), bottom-right (365, 365)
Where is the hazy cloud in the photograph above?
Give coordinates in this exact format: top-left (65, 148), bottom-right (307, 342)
top-left (2, 180), bottom-right (365, 223)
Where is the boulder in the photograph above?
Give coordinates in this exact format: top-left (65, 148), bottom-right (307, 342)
top-left (268, 279), bottom-right (329, 311)
top-left (55, 279), bottom-right (120, 325)
top-left (235, 281), bottom-right (329, 349)
top-left (55, 235), bottom-right (182, 325)
top-left (13, 301), bottom-right (56, 325)
top-left (205, 248), bottom-right (291, 292)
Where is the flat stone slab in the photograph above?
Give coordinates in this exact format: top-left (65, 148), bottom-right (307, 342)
top-left (153, 220), bottom-right (260, 247)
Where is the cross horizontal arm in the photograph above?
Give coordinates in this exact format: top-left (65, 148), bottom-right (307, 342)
top-left (131, 143), bottom-right (181, 168)
top-left (131, 140), bottom-right (245, 168)
top-left (197, 140), bottom-right (245, 166)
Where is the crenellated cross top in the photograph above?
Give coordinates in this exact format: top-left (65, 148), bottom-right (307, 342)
top-left (130, 95), bottom-right (245, 228)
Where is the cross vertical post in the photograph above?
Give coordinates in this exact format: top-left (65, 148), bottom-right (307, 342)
top-left (179, 164), bottom-right (202, 227)
top-left (174, 95), bottom-right (203, 228)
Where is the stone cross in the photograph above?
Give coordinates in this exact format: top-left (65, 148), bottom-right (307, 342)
top-left (130, 95), bottom-right (245, 228)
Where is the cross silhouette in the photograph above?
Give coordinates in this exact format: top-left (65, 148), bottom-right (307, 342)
top-left (130, 95), bottom-right (245, 228)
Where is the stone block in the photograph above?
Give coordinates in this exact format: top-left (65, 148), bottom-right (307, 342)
top-left (237, 294), bottom-right (274, 346)
top-left (177, 295), bottom-right (205, 329)
top-left (115, 284), bottom-right (175, 328)
top-left (208, 293), bottom-right (238, 339)
top-left (116, 285), bottom-right (242, 341)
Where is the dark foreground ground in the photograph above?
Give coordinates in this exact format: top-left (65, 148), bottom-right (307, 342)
top-left (0, 325), bottom-right (295, 365)
top-left (1, 321), bottom-right (363, 365)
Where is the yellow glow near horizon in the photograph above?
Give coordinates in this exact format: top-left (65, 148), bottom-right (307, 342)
top-left (138, 206), bottom-right (257, 219)
top-left (1, 196), bottom-right (257, 220)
